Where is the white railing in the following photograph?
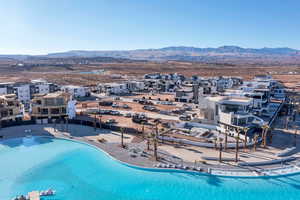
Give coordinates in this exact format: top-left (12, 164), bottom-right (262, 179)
top-left (210, 162), bottom-right (300, 177)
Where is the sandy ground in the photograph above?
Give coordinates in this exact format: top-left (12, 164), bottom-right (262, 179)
top-left (158, 115), bottom-right (300, 166)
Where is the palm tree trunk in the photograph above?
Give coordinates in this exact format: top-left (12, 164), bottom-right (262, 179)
top-left (294, 129), bottom-right (298, 147)
top-left (66, 117), bottom-right (69, 132)
top-left (94, 113), bottom-right (97, 131)
top-left (214, 138), bottom-right (217, 150)
top-left (99, 116), bottom-right (102, 129)
top-left (235, 131), bottom-right (240, 162)
top-left (121, 128), bottom-right (125, 148)
top-left (269, 128), bottom-right (273, 144)
top-left (253, 134), bottom-right (258, 151)
top-left (154, 123), bottom-right (159, 161)
top-left (224, 130), bottom-right (228, 151)
top-left (244, 130), bottom-right (247, 151)
top-left (263, 128), bottom-right (268, 148)
top-left (154, 138), bottom-right (158, 161)
top-left (219, 142), bottom-right (222, 163)
top-left (235, 137), bottom-right (239, 162)
top-left (147, 136), bottom-right (150, 150)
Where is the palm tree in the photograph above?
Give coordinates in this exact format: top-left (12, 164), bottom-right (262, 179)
top-left (294, 126), bottom-right (298, 147)
top-left (120, 127), bottom-right (125, 148)
top-left (149, 129), bottom-right (158, 161)
top-left (99, 115), bottom-right (102, 129)
top-left (153, 136), bottom-right (158, 161)
top-left (269, 127), bottom-right (274, 144)
top-left (54, 118), bottom-right (57, 132)
top-left (224, 130), bottom-right (228, 151)
top-left (243, 127), bottom-right (249, 151)
top-left (141, 122), bottom-right (145, 136)
top-left (218, 138), bottom-right (223, 163)
top-left (261, 124), bottom-right (269, 148)
top-left (66, 117), bottom-right (69, 132)
top-left (285, 116), bottom-right (289, 130)
top-left (213, 137), bottom-right (217, 150)
top-left (147, 134), bottom-right (150, 150)
top-left (93, 113), bottom-right (97, 131)
top-left (153, 122), bottom-right (160, 161)
top-left (141, 122), bottom-right (150, 150)
top-left (253, 134), bottom-right (258, 151)
top-left (235, 129), bottom-right (241, 162)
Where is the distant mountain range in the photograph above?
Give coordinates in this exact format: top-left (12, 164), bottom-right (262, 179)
top-left (1, 46), bottom-right (300, 64)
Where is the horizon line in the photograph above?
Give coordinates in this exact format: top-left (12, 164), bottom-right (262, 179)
top-left (0, 45), bottom-right (299, 56)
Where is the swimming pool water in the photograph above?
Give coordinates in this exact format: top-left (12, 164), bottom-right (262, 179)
top-left (1, 137), bottom-right (300, 200)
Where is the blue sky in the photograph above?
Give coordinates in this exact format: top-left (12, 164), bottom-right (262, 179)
top-left (0, 0), bottom-right (300, 54)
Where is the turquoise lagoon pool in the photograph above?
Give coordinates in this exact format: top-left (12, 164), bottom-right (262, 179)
top-left (1, 136), bottom-right (300, 200)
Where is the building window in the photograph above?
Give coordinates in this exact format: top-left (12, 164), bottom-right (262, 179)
top-left (61, 107), bottom-right (66, 114)
top-left (56, 98), bottom-right (64, 105)
top-left (45, 98), bottom-right (55, 106)
top-left (42, 109), bottom-right (48, 115)
top-left (50, 108), bottom-right (60, 114)
top-left (215, 105), bottom-right (219, 116)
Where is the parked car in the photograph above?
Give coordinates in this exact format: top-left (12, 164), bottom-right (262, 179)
top-left (143, 105), bottom-right (158, 112)
top-left (124, 113), bottom-right (132, 118)
top-left (110, 110), bottom-right (121, 115)
top-left (160, 101), bottom-right (174, 105)
top-left (112, 103), bottom-right (119, 108)
top-left (122, 104), bottom-right (130, 109)
top-left (99, 101), bottom-right (113, 106)
top-left (172, 109), bottom-right (185, 114)
top-left (179, 115), bottom-right (192, 121)
top-left (99, 110), bottom-right (110, 114)
top-left (159, 110), bottom-right (172, 115)
top-left (106, 119), bottom-right (117, 124)
top-left (132, 113), bottom-right (148, 124)
top-left (85, 109), bottom-right (98, 114)
top-left (138, 99), bottom-right (154, 105)
top-left (162, 122), bottom-right (171, 128)
top-left (183, 104), bottom-right (192, 111)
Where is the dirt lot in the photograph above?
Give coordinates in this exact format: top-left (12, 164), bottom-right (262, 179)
top-left (0, 61), bottom-right (300, 89)
top-left (0, 61), bottom-right (299, 88)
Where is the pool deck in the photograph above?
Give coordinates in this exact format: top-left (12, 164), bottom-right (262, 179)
top-left (0, 116), bottom-right (299, 177)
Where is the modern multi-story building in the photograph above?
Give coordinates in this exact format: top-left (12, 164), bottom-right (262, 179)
top-left (30, 92), bottom-right (71, 123)
top-left (61, 85), bottom-right (90, 98)
top-left (0, 80), bottom-right (60, 108)
top-left (0, 94), bottom-right (24, 123)
top-left (0, 82), bottom-right (15, 95)
top-left (31, 79), bottom-right (60, 95)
